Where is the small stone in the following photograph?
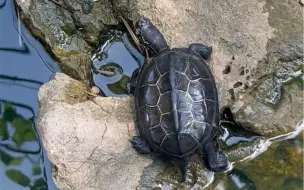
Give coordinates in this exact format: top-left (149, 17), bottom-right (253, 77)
top-left (91, 86), bottom-right (100, 95)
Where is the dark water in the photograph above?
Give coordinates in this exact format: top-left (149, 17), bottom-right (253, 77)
top-left (91, 29), bottom-right (144, 97)
top-left (209, 130), bottom-right (303, 190)
top-left (0, 0), bottom-right (60, 189)
top-left (208, 109), bottom-right (303, 190)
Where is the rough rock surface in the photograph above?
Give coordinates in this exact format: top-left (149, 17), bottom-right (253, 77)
top-left (38, 73), bottom-right (152, 190)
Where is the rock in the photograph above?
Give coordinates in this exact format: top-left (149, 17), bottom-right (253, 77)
top-left (112, 0), bottom-right (303, 136)
top-left (61, 0), bottom-right (118, 45)
top-left (15, 0), bottom-right (90, 80)
top-left (137, 157), bottom-right (215, 190)
top-left (37, 73), bottom-right (152, 190)
top-left (226, 137), bottom-right (269, 163)
top-left (14, 0), bottom-right (118, 81)
top-left (39, 73), bottom-right (88, 105)
top-left (37, 73), bottom-right (282, 190)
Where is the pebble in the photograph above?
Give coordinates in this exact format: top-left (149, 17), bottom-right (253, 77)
top-left (91, 86), bottom-right (100, 95)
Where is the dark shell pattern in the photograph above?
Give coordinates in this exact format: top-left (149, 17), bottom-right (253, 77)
top-left (135, 50), bottom-right (220, 158)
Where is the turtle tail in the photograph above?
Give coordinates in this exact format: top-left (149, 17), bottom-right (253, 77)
top-left (176, 158), bottom-right (189, 182)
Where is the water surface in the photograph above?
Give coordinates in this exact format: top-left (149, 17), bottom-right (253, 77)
top-left (91, 29), bottom-right (144, 97)
top-left (0, 0), bottom-right (60, 189)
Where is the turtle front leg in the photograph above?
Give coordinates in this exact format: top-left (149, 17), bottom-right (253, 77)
top-left (127, 68), bottom-right (140, 95)
top-left (202, 140), bottom-right (228, 171)
top-left (130, 136), bottom-right (151, 154)
top-left (189, 43), bottom-right (212, 60)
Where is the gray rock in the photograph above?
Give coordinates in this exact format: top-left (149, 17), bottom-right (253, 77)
top-left (38, 73), bottom-right (152, 190)
top-left (39, 73), bottom-right (88, 105)
top-left (61, 0), bottom-right (118, 45)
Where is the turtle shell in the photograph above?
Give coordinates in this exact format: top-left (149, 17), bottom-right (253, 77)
top-left (134, 50), bottom-right (220, 159)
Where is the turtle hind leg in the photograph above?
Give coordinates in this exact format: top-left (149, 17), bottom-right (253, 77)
top-left (203, 140), bottom-right (228, 171)
top-left (130, 136), bottom-right (151, 154)
top-left (189, 43), bottom-right (212, 60)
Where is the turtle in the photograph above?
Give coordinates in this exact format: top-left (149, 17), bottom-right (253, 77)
top-left (129, 17), bottom-right (229, 182)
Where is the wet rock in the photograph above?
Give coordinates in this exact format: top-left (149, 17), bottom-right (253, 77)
top-left (281, 177), bottom-right (303, 190)
top-left (61, 0), bottom-right (118, 45)
top-left (226, 138), bottom-right (268, 163)
top-left (113, 0), bottom-right (303, 137)
top-left (37, 73), bottom-right (152, 189)
top-left (14, 0), bottom-right (118, 81)
top-left (233, 42), bottom-right (303, 137)
top-left (14, 0), bottom-right (90, 80)
top-left (138, 157), bottom-right (214, 190)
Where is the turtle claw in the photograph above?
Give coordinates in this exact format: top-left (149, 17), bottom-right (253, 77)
top-left (130, 136), bottom-right (151, 154)
top-left (135, 28), bottom-right (140, 35)
top-left (203, 140), bottom-right (228, 172)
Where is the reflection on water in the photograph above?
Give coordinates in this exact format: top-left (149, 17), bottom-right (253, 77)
top-left (210, 127), bottom-right (303, 190)
top-left (91, 29), bottom-right (144, 97)
top-left (0, 0), bottom-right (60, 189)
top-left (0, 103), bottom-right (48, 189)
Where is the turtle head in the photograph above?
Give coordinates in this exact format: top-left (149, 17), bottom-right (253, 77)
top-left (135, 17), bottom-right (169, 53)
top-left (136, 17), bottom-right (151, 29)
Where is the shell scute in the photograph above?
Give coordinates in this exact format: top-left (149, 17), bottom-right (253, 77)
top-left (138, 85), bottom-right (160, 107)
